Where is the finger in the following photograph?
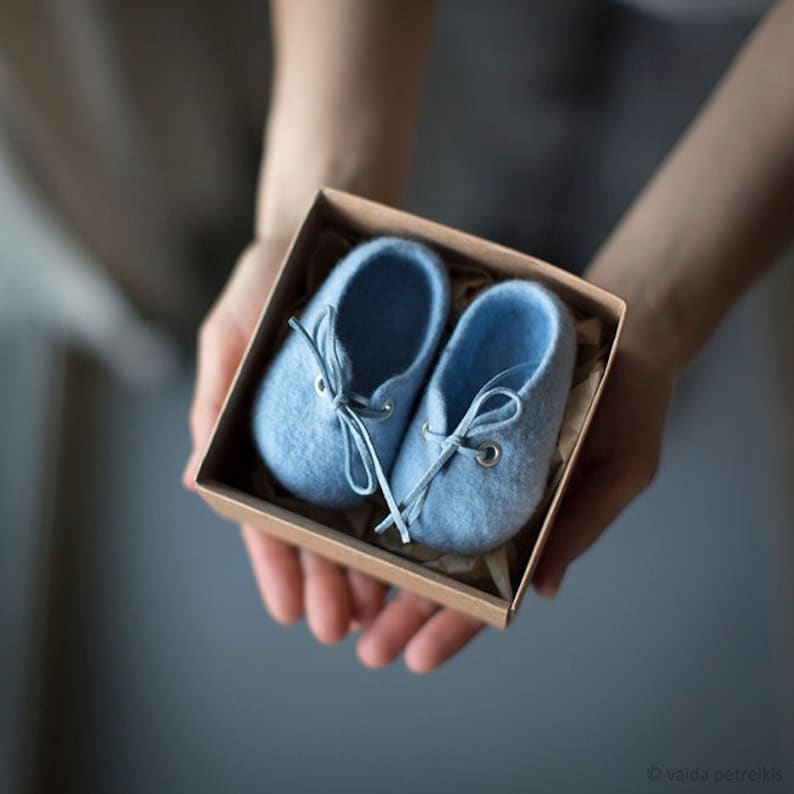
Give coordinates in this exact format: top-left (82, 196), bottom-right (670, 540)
top-left (347, 570), bottom-right (388, 628)
top-left (356, 592), bottom-right (439, 669)
top-left (533, 457), bottom-right (638, 596)
top-left (404, 610), bottom-right (484, 674)
top-left (241, 525), bottom-right (304, 624)
top-left (302, 552), bottom-right (353, 644)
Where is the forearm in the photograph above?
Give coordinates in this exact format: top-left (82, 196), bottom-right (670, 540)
top-left (587, 0), bottom-right (794, 376)
top-left (257, 0), bottom-right (436, 241)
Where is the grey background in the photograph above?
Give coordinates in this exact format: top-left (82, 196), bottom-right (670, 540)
top-left (2, 2), bottom-right (792, 793)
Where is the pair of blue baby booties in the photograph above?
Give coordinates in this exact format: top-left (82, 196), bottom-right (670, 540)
top-left (253, 237), bottom-right (576, 555)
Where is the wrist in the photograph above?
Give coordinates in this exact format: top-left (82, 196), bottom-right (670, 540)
top-left (256, 106), bottom-right (410, 242)
top-left (585, 249), bottom-right (691, 382)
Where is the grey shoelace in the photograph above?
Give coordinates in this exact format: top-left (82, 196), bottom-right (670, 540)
top-left (288, 306), bottom-right (411, 540)
top-left (373, 365), bottom-right (526, 542)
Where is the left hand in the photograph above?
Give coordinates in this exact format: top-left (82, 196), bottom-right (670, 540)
top-left (182, 238), bottom-right (468, 666)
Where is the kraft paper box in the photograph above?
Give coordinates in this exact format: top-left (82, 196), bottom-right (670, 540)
top-left (195, 188), bottom-right (626, 629)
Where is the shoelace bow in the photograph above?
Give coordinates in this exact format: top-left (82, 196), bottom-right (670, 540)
top-left (289, 306), bottom-right (412, 540)
top-left (373, 364), bottom-right (527, 542)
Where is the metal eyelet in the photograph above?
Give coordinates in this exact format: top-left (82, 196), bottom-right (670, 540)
top-left (314, 374), bottom-right (326, 396)
top-left (382, 399), bottom-right (394, 418)
top-left (421, 420), bottom-right (430, 437)
top-left (477, 441), bottom-right (501, 467)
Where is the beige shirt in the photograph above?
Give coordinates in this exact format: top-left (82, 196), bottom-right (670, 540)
top-left (619, 0), bottom-right (773, 20)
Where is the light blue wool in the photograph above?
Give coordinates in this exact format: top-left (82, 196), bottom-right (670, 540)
top-left (252, 237), bottom-right (450, 511)
top-left (376, 280), bottom-right (577, 555)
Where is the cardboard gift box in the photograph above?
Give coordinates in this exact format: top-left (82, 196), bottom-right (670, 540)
top-left (195, 188), bottom-right (626, 628)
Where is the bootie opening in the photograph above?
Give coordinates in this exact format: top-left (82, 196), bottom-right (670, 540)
top-left (440, 284), bottom-right (559, 427)
top-left (336, 245), bottom-right (437, 395)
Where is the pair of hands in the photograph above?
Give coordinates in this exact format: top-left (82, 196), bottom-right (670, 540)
top-left (182, 239), bottom-right (673, 673)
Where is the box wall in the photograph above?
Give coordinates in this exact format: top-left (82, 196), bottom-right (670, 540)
top-left (196, 188), bottom-right (626, 628)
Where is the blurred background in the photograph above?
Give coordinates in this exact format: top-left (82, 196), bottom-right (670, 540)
top-left (1, 1), bottom-right (792, 793)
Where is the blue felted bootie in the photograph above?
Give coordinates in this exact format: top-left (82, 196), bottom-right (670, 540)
top-left (253, 237), bottom-right (450, 525)
top-left (375, 280), bottom-right (577, 555)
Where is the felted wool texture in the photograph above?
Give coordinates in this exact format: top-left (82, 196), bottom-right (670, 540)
top-left (252, 237), bottom-right (450, 509)
top-left (386, 280), bottom-right (577, 555)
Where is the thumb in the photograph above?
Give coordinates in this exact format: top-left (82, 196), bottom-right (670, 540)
top-left (183, 317), bottom-right (248, 490)
top-left (182, 239), bottom-right (287, 491)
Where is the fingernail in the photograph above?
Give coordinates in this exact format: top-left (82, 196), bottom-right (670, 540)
top-left (537, 570), bottom-right (565, 599)
top-left (181, 452), bottom-right (197, 490)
